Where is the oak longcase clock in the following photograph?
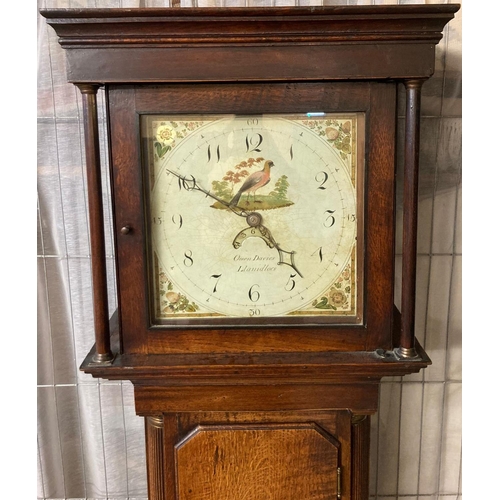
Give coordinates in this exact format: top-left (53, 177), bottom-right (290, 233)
top-left (42, 5), bottom-right (459, 500)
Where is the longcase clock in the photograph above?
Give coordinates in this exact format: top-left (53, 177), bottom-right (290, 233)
top-left (42, 5), bottom-right (459, 499)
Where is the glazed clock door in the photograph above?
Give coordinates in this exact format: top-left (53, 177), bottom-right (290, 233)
top-left (109, 81), bottom-right (397, 354)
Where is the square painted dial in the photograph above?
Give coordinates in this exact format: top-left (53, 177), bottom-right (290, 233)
top-left (142, 113), bottom-right (364, 326)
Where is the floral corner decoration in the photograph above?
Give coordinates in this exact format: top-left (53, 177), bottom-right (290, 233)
top-left (303, 119), bottom-right (352, 161)
top-left (158, 272), bottom-right (199, 314)
top-left (312, 265), bottom-right (353, 311)
top-left (154, 121), bottom-right (205, 160)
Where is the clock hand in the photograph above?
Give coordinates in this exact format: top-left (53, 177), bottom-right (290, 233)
top-left (232, 213), bottom-right (303, 278)
top-left (166, 169), bottom-right (249, 219)
top-left (167, 170), bottom-right (303, 276)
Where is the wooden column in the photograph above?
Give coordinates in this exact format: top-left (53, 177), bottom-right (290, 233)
top-left (399, 79), bottom-right (424, 359)
top-left (145, 416), bottom-right (167, 500)
top-left (351, 415), bottom-right (371, 500)
top-left (76, 84), bottom-right (113, 363)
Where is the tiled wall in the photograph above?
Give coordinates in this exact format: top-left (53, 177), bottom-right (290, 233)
top-left (37, 1), bottom-right (462, 499)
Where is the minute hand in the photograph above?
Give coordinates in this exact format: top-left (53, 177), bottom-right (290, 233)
top-left (166, 169), bottom-right (249, 218)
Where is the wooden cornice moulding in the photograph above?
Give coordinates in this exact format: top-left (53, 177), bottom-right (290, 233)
top-left (41, 6), bottom-right (460, 46)
top-left (40, 6), bottom-right (460, 83)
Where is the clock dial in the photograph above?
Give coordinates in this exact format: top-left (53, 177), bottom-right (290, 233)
top-left (142, 113), bottom-right (364, 325)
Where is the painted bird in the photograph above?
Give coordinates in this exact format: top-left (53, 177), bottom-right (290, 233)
top-left (230, 160), bottom-right (274, 206)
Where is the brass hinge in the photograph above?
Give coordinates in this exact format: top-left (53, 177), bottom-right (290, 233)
top-left (337, 466), bottom-right (342, 499)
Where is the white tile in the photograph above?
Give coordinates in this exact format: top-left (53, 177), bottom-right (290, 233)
top-left (68, 257), bottom-right (98, 383)
top-left (38, 387), bottom-right (65, 499)
top-left (100, 384), bottom-right (129, 498)
top-left (376, 383), bottom-right (402, 495)
top-left (432, 188), bottom-right (457, 255)
top-left (447, 256), bottom-right (462, 381)
top-left (122, 382), bottom-right (148, 498)
top-left (425, 256), bottom-right (453, 382)
top-left (417, 195), bottom-right (434, 254)
top-left (38, 258), bottom-right (55, 386)
top-left (418, 383), bottom-right (445, 495)
top-left (43, 257), bottom-right (78, 385)
top-left (398, 383), bottom-right (424, 495)
top-left (56, 386), bottom-right (86, 497)
top-left (78, 384), bottom-right (108, 498)
top-left (442, 7), bottom-right (462, 118)
top-left (439, 383), bottom-right (462, 494)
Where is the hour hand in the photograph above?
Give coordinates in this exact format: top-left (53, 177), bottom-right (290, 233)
top-left (232, 217), bottom-right (303, 278)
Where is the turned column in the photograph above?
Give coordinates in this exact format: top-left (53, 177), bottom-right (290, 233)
top-left (399, 79), bottom-right (425, 359)
top-left (76, 83), bottom-right (113, 363)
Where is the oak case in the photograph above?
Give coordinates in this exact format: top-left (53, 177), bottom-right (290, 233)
top-left (41, 5), bottom-right (459, 500)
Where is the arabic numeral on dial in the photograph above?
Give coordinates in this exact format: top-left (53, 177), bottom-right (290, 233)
top-left (285, 274), bottom-right (297, 291)
top-left (178, 174), bottom-right (196, 191)
top-left (247, 118), bottom-right (259, 126)
top-left (315, 171), bottom-right (329, 190)
top-left (207, 144), bottom-right (221, 163)
top-left (248, 284), bottom-right (260, 302)
top-left (152, 216), bottom-right (162, 225)
top-left (324, 210), bottom-right (336, 228)
top-left (312, 246), bottom-right (323, 263)
top-left (246, 133), bottom-right (263, 153)
top-left (210, 274), bottom-right (222, 293)
top-left (347, 213), bottom-right (356, 222)
top-left (249, 308), bottom-right (261, 316)
top-left (183, 250), bottom-right (194, 267)
top-left (171, 214), bottom-right (183, 229)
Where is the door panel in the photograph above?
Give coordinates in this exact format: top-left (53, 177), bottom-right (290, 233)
top-left (175, 423), bottom-right (340, 500)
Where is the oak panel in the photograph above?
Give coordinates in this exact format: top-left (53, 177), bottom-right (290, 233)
top-left (175, 424), bottom-right (339, 500)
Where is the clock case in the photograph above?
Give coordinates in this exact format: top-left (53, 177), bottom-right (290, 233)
top-left (42, 6), bottom-right (458, 500)
top-left (42, 5), bottom-right (458, 362)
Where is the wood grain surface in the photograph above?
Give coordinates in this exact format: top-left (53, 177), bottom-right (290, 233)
top-left (175, 424), bottom-right (339, 500)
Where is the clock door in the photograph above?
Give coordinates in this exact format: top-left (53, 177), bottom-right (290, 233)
top-left (107, 80), bottom-right (397, 355)
top-left (176, 424), bottom-right (340, 499)
top-left (148, 410), bottom-right (352, 500)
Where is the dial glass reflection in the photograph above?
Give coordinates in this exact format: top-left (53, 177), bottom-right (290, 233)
top-left (142, 114), bottom-right (364, 326)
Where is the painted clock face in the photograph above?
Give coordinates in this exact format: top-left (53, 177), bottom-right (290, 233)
top-left (142, 113), bottom-right (364, 326)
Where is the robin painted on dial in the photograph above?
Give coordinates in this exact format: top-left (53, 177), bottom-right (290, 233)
top-left (230, 160), bottom-right (274, 206)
